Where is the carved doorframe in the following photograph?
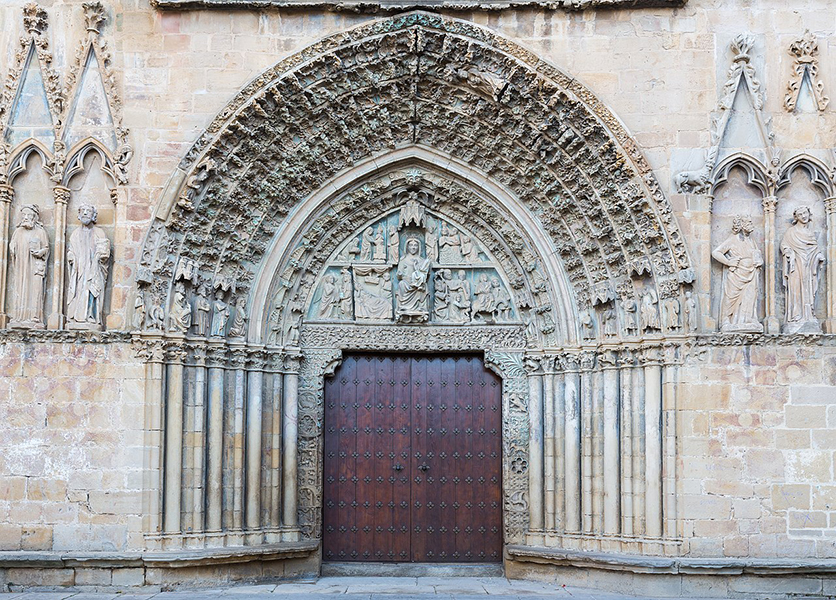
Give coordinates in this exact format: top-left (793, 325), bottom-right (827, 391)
top-left (295, 323), bottom-right (531, 550)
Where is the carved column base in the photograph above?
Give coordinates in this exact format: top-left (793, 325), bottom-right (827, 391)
top-left (784, 319), bottom-right (823, 335)
top-left (765, 316), bottom-right (781, 335)
top-left (9, 319), bottom-right (46, 330)
top-left (67, 321), bottom-right (104, 331)
top-left (47, 314), bottom-right (65, 330)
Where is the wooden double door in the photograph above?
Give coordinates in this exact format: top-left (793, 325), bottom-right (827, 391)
top-left (323, 354), bottom-right (502, 563)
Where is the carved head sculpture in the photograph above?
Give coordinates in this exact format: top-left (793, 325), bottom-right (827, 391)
top-left (457, 270), bottom-right (467, 281)
top-left (405, 237), bottom-right (420, 255)
top-left (792, 206), bottom-right (812, 225)
top-left (731, 215), bottom-right (755, 236)
top-left (18, 204), bottom-right (42, 229)
top-left (77, 203), bottom-right (98, 226)
top-left (174, 281), bottom-right (186, 297)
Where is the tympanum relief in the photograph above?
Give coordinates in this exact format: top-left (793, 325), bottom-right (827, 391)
top-left (307, 207), bottom-right (518, 328)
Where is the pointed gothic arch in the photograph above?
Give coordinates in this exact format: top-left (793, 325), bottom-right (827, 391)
top-left (134, 11), bottom-right (693, 561)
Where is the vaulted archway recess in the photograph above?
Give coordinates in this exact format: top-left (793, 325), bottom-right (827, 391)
top-left (135, 12), bottom-right (693, 564)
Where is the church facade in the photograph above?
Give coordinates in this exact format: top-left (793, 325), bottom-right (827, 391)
top-left (0, 0), bottom-right (835, 596)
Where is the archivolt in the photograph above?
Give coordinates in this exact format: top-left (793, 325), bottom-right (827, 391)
top-left (137, 11), bottom-right (694, 344)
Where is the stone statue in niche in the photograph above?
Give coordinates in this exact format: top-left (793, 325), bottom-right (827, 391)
top-left (133, 291), bottom-right (145, 331)
top-left (387, 225), bottom-right (399, 265)
top-left (580, 310), bottom-right (595, 340)
top-left (210, 288), bottom-right (230, 337)
top-left (395, 238), bottom-right (430, 323)
top-left (601, 304), bottom-right (618, 337)
top-left (284, 293), bottom-right (304, 345)
top-left (662, 296), bottom-right (681, 331)
top-left (472, 273), bottom-right (495, 322)
top-left (228, 296), bottom-right (248, 338)
top-left (373, 227), bottom-right (387, 263)
top-left (491, 278), bottom-right (512, 321)
top-left (439, 223), bottom-right (463, 264)
top-left (317, 273), bottom-right (340, 319)
top-left (425, 221), bottom-right (439, 263)
top-left (359, 227), bottom-right (374, 262)
top-left (354, 266), bottom-right (393, 320)
top-left (712, 216), bottom-right (764, 333)
top-left (684, 290), bottom-right (697, 333)
top-left (194, 284), bottom-right (211, 336)
top-left (148, 295), bottom-right (165, 331)
top-left (338, 268), bottom-right (353, 318)
top-left (66, 204), bottom-right (110, 329)
top-left (621, 298), bottom-right (638, 336)
top-left (461, 233), bottom-right (480, 263)
top-left (9, 204), bottom-right (49, 329)
top-left (168, 281), bottom-right (192, 333)
top-left (434, 269), bottom-right (452, 320)
top-left (640, 288), bottom-right (661, 333)
top-left (781, 206), bottom-right (825, 334)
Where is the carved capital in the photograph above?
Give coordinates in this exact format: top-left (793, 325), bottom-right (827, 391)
top-left (556, 352), bottom-right (581, 373)
top-left (578, 350), bottom-right (596, 371)
top-left (284, 351), bottom-right (303, 373)
top-left (53, 186), bottom-right (70, 205)
top-left (484, 351), bottom-right (526, 379)
top-left (762, 195), bottom-right (777, 213)
top-left (825, 197), bottom-right (836, 215)
top-left (618, 348), bottom-right (637, 368)
top-left (132, 335), bottom-right (165, 363)
top-left (638, 345), bottom-right (664, 367)
top-left (165, 341), bottom-right (188, 364)
top-left (598, 349), bottom-right (619, 370)
top-left (205, 344), bottom-right (228, 367)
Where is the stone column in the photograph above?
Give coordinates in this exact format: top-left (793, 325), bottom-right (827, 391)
top-left (139, 337), bottom-right (165, 540)
top-left (543, 358), bottom-right (556, 531)
top-left (763, 196), bottom-right (780, 334)
top-left (662, 346), bottom-right (679, 540)
top-left (163, 342), bottom-right (186, 535)
top-left (600, 350), bottom-right (620, 535)
top-left (48, 185), bottom-right (70, 329)
top-left (825, 197), bottom-right (836, 333)
top-left (641, 346), bottom-right (663, 538)
top-left (553, 369), bottom-right (565, 534)
top-left (282, 353), bottom-right (301, 529)
top-left (579, 351), bottom-right (595, 533)
top-left (246, 352), bottom-right (265, 532)
top-left (229, 349), bottom-right (247, 537)
top-left (191, 348), bottom-right (207, 534)
top-left (0, 184), bottom-right (13, 328)
top-left (632, 362), bottom-right (646, 535)
top-left (270, 354), bottom-right (284, 529)
top-left (619, 349), bottom-right (635, 536)
top-left (562, 354), bottom-right (581, 532)
top-left (206, 343), bottom-right (226, 534)
top-left (527, 357), bottom-right (545, 532)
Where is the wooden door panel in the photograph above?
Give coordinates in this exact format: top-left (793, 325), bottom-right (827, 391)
top-left (323, 353), bottom-right (502, 563)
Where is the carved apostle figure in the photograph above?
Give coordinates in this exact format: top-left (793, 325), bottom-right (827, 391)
top-left (662, 296), bottom-right (681, 331)
top-left (424, 222), bottom-right (439, 263)
top-left (66, 204), bottom-right (110, 328)
top-left (372, 226), bottom-right (387, 263)
top-left (580, 310), bottom-right (595, 340)
top-left (683, 291), bottom-right (697, 333)
top-left (210, 288), bottom-right (230, 337)
top-left (9, 204), bottom-right (49, 328)
top-left (434, 269), bottom-right (451, 321)
top-left (640, 288), bottom-right (661, 333)
top-left (472, 273), bottom-right (495, 321)
top-left (317, 273), bottom-right (340, 319)
top-left (438, 223), bottom-right (463, 264)
top-left (133, 291), bottom-right (145, 331)
top-left (621, 297), bottom-right (638, 336)
top-left (338, 268), bottom-right (353, 318)
top-left (387, 225), bottom-right (399, 265)
top-left (168, 281), bottom-right (192, 333)
top-left (395, 238), bottom-right (430, 323)
top-left (712, 216), bottom-right (764, 333)
top-left (780, 206), bottom-right (825, 333)
top-left (228, 296), bottom-right (248, 338)
top-left (359, 227), bottom-right (374, 262)
top-left (194, 284), bottom-right (211, 336)
top-left (602, 305), bottom-right (618, 338)
top-left (461, 234), bottom-right (480, 264)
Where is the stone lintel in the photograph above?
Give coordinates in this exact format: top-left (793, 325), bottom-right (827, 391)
top-left (151, 0), bottom-right (686, 10)
top-left (507, 545), bottom-right (836, 576)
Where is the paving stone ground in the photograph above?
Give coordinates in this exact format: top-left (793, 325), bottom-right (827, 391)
top-left (0, 577), bottom-right (730, 600)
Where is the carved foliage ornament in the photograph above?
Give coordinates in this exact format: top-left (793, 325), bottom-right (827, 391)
top-left (137, 12), bottom-right (694, 343)
top-left (785, 30), bottom-right (829, 112)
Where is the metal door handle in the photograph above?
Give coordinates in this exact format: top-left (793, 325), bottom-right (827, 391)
top-left (393, 464), bottom-right (403, 471)
top-left (418, 464), bottom-right (430, 471)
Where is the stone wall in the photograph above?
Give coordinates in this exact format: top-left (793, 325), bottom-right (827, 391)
top-left (0, 340), bottom-right (145, 552)
top-left (0, 0), bottom-right (834, 594)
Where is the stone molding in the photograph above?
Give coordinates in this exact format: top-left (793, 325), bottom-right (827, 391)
top-left (151, 0), bottom-right (687, 10)
top-left (507, 545), bottom-right (836, 576)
